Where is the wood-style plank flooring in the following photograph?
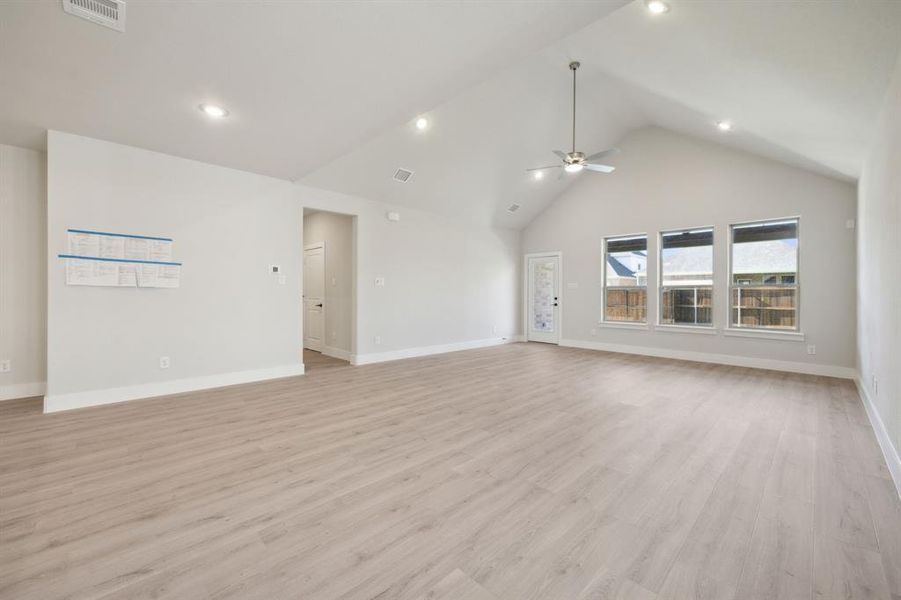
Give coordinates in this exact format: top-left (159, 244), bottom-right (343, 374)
top-left (1, 343), bottom-right (899, 600)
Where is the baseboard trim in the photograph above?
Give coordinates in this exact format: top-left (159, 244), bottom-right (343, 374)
top-left (558, 338), bottom-right (856, 379)
top-left (321, 346), bottom-right (352, 362)
top-left (854, 377), bottom-right (901, 499)
top-left (352, 337), bottom-right (516, 366)
top-left (0, 381), bottom-right (46, 402)
top-left (43, 363), bottom-right (305, 413)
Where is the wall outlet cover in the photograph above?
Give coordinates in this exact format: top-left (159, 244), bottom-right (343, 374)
top-left (159, 356), bottom-right (170, 369)
top-left (374, 277), bottom-right (385, 287)
top-left (0, 359), bottom-right (10, 373)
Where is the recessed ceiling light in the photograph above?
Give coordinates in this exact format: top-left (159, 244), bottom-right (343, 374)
top-left (564, 163), bottom-right (584, 173)
top-left (717, 120), bottom-right (733, 131)
top-left (646, 0), bottom-right (670, 14)
top-left (199, 104), bottom-right (228, 119)
top-left (533, 170), bottom-right (545, 180)
top-left (415, 117), bottom-right (429, 130)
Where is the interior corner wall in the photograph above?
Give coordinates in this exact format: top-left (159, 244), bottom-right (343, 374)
top-left (0, 144), bottom-right (47, 401)
top-left (857, 54), bottom-right (901, 463)
top-left (303, 210), bottom-right (354, 356)
top-left (45, 131), bottom-right (304, 411)
top-left (295, 185), bottom-right (522, 361)
top-left (43, 131), bottom-right (521, 410)
top-left (522, 126), bottom-right (857, 375)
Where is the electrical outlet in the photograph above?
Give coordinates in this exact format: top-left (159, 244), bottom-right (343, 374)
top-left (0, 359), bottom-right (10, 373)
top-left (492, 325), bottom-right (498, 335)
top-left (806, 345), bottom-right (816, 355)
top-left (590, 328), bottom-right (597, 336)
top-left (278, 274), bottom-right (287, 285)
top-left (374, 335), bottom-right (381, 345)
top-left (159, 356), bottom-right (170, 369)
top-left (374, 277), bottom-right (385, 287)
top-left (331, 331), bottom-right (337, 340)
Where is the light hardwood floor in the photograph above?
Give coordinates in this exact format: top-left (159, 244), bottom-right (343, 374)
top-left (1, 343), bottom-right (899, 600)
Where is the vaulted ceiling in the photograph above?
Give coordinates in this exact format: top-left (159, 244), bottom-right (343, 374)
top-left (3, 1), bottom-right (900, 229)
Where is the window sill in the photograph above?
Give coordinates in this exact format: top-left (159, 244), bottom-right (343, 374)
top-left (597, 321), bottom-right (650, 331)
top-left (723, 328), bottom-right (805, 341)
top-left (654, 324), bottom-right (718, 335)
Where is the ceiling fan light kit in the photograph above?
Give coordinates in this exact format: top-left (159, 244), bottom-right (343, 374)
top-left (527, 60), bottom-right (619, 178)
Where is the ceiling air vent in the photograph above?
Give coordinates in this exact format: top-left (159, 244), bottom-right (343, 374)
top-left (63, 0), bottom-right (126, 32)
top-left (392, 168), bottom-right (414, 183)
top-left (507, 203), bottom-right (521, 213)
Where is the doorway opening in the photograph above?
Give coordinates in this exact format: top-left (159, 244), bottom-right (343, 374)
top-left (302, 208), bottom-right (356, 371)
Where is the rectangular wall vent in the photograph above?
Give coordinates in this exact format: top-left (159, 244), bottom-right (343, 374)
top-left (63, 0), bottom-right (126, 32)
top-left (506, 203), bottom-right (521, 213)
top-left (392, 168), bottom-right (414, 183)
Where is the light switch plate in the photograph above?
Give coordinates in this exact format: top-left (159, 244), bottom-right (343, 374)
top-left (374, 277), bottom-right (385, 287)
top-left (0, 359), bottom-right (10, 373)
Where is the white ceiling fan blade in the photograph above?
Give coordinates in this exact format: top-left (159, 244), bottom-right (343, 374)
top-left (526, 165), bottom-right (562, 171)
top-left (552, 150), bottom-right (567, 160)
top-left (585, 148), bottom-right (620, 162)
top-left (584, 163), bottom-right (616, 173)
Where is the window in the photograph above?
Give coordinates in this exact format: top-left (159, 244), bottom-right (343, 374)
top-left (730, 218), bottom-right (799, 330)
top-left (659, 227), bottom-right (714, 326)
top-left (603, 235), bottom-right (647, 323)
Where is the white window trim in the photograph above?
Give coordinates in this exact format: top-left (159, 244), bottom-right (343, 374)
top-left (602, 233), bottom-right (648, 327)
top-left (657, 226), bottom-right (715, 328)
top-left (727, 216), bottom-right (802, 335)
top-left (723, 328), bottom-right (805, 341)
top-left (598, 320), bottom-right (652, 330)
top-left (654, 324), bottom-right (719, 335)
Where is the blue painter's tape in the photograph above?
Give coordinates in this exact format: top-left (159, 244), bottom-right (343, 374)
top-left (67, 229), bottom-right (173, 242)
top-left (58, 254), bottom-right (182, 266)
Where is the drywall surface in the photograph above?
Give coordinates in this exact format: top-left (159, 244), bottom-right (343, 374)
top-left (858, 55), bottom-right (901, 457)
top-left (46, 131), bottom-right (521, 408)
top-left (0, 144), bottom-right (46, 400)
top-left (295, 187), bottom-right (521, 360)
top-left (303, 210), bottom-right (354, 356)
top-left (46, 131), bottom-right (304, 409)
top-left (523, 127), bottom-right (856, 373)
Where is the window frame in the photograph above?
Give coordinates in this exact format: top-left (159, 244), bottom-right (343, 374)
top-left (657, 225), bottom-right (715, 328)
top-left (726, 216), bottom-right (802, 335)
top-left (601, 233), bottom-right (649, 326)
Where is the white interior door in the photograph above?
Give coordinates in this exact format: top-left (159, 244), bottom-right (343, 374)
top-left (526, 254), bottom-right (561, 344)
top-left (303, 243), bottom-right (325, 351)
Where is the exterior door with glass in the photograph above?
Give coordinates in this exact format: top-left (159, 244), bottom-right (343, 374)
top-left (526, 253), bottom-right (561, 344)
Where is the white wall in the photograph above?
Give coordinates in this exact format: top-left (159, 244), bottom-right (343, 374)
top-left (295, 187), bottom-right (521, 362)
top-left (303, 210), bottom-right (354, 357)
top-left (858, 55), bottom-right (901, 471)
top-left (45, 132), bottom-right (521, 410)
top-left (0, 145), bottom-right (47, 400)
top-left (523, 127), bottom-right (857, 376)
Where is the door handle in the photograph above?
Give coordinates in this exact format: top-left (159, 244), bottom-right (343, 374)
top-left (315, 303), bottom-right (323, 308)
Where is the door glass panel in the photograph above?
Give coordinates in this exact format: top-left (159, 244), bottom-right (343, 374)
top-left (531, 259), bottom-right (556, 332)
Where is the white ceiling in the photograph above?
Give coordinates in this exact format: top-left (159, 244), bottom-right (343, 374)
top-left (0, 0), bottom-right (625, 178)
top-left (3, 1), bottom-right (900, 230)
top-left (304, 0), bottom-right (901, 228)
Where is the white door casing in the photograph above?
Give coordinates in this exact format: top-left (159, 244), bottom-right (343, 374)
top-left (303, 243), bottom-right (325, 351)
top-left (525, 252), bottom-right (561, 344)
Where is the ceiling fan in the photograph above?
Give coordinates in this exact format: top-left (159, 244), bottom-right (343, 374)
top-left (528, 61), bottom-right (619, 178)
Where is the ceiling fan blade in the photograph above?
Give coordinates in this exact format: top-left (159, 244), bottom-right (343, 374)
top-left (552, 150), bottom-right (567, 160)
top-left (526, 165), bottom-right (562, 172)
top-left (584, 148), bottom-right (620, 162)
top-left (584, 163), bottom-right (616, 173)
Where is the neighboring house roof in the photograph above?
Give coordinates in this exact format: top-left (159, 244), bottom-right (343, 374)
top-left (661, 246), bottom-right (713, 277)
top-left (732, 240), bottom-right (797, 274)
top-left (607, 256), bottom-right (635, 277)
top-left (612, 241), bottom-right (796, 279)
